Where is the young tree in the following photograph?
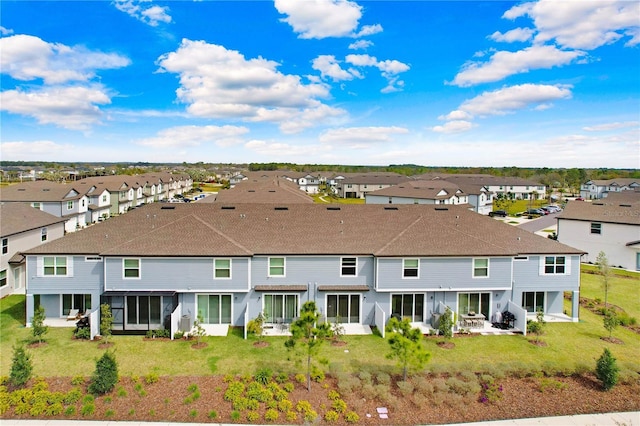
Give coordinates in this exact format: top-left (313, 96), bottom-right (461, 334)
top-left (385, 317), bottom-right (431, 381)
top-left (100, 303), bottom-right (113, 343)
top-left (88, 350), bottom-right (118, 395)
top-left (527, 310), bottom-right (547, 343)
top-left (596, 251), bottom-right (612, 309)
top-left (595, 348), bottom-right (619, 391)
top-left (9, 343), bottom-right (33, 388)
top-left (603, 310), bottom-right (619, 339)
top-left (247, 311), bottom-right (266, 343)
top-left (438, 307), bottom-right (454, 339)
top-left (192, 313), bottom-right (206, 345)
top-left (284, 301), bottom-right (330, 391)
top-left (31, 305), bottom-right (48, 344)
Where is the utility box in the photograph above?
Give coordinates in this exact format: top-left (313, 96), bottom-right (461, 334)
top-left (180, 315), bottom-right (191, 332)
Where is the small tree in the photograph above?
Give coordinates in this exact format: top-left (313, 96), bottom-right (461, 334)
top-left (596, 251), bottom-right (612, 309)
top-left (247, 311), bottom-right (266, 343)
top-left (285, 301), bottom-right (330, 391)
top-left (527, 310), bottom-right (546, 342)
top-left (9, 343), bottom-right (33, 388)
top-left (331, 315), bottom-right (345, 343)
top-left (438, 307), bottom-right (454, 339)
top-left (595, 348), bottom-right (619, 391)
top-left (31, 305), bottom-right (48, 344)
top-left (100, 303), bottom-right (113, 343)
top-left (88, 350), bottom-right (118, 395)
top-left (386, 317), bottom-right (430, 381)
top-left (603, 310), bottom-right (619, 339)
top-left (192, 313), bottom-right (206, 345)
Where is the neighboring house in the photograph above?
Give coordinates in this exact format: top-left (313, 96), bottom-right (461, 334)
top-left (579, 179), bottom-right (640, 200)
top-left (364, 180), bottom-right (469, 206)
top-left (452, 181), bottom-right (493, 215)
top-left (416, 174), bottom-right (546, 203)
top-left (335, 173), bottom-right (412, 199)
top-left (0, 181), bottom-right (89, 233)
top-left (214, 175), bottom-right (313, 204)
top-left (229, 173), bottom-right (247, 187)
top-left (282, 172), bottom-right (321, 194)
top-left (557, 192), bottom-right (640, 270)
top-left (23, 203), bottom-right (582, 336)
top-left (0, 203), bottom-right (66, 298)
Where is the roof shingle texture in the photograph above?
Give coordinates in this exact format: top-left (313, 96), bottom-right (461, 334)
top-left (24, 203), bottom-right (583, 258)
top-left (1, 203), bottom-right (67, 237)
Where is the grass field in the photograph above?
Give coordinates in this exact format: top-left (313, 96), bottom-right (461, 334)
top-left (1, 268), bottom-right (638, 380)
top-left (311, 193), bottom-right (365, 204)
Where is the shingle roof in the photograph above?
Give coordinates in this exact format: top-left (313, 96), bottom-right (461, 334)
top-left (558, 197), bottom-right (640, 226)
top-left (0, 203), bottom-right (67, 237)
top-left (0, 181), bottom-right (85, 202)
top-left (24, 203), bottom-right (583, 257)
top-left (214, 177), bottom-right (313, 204)
top-left (365, 180), bottom-right (465, 200)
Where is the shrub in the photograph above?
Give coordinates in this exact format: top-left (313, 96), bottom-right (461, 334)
top-left (105, 409), bottom-right (115, 417)
top-left (345, 411), bottom-right (360, 423)
top-left (376, 372), bottom-right (391, 385)
top-left (9, 344), bottom-right (33, 388)
top-left (80, 403), bottom-right (95, 416)
top-left (304, 409), bottom-right (318, 422)
top-left (64, 388), bottom-right (83, 404)
top-left (246, 410), bottom-right (260, 422)
top-left (278, 399), bottom-right (293, 412)
top-left (397, 380), bottom-right (414, 396)
top-left (71, 375), bottom-right (85, 386)
top-left (230, 410), bottom-right (241, 421)
top-left (208, 410), bottom-right (218, 419)
top-left (144, 373), bottom-right (159, 384)
top-left (74, 327), bottom-right (91, 340)
top-left (64, 406), bottom-right (76, 416)
top-left (31, 306), bottom-right (49, 343)
top-left (596, 348), bottom-right (619, 391)
top-left (296, 399), bottom-right (313, 413)
top-left (265, 408), bottom-right (279, 422)
top-left (88, 351), bottom-right (118, 395)
top-left (189, 409), bottom-right (197, 418)
top-left (254, 366), bottom-right (273, 385)
top-left (275, 372), bottom-right (288, 384)
top-left (283, 382), bottom-right (294, 393)
top-left (295, 373), bottom-right (306, 384)
top-left (311, 366), bottom-right (325, 382)
top-left (45, 402), bottom-right (63, 416)
top-left (327, 389), bottom-right (341, 400)
top-left (325, 410), bottom-right (340, 422)
top-left (286, 410), bottom-right (297, 421)
top-left (332, 398), bottom-right (347, 413)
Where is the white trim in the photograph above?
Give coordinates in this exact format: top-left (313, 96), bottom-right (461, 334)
top-left (267, 257), bottom-right (286, 277)
top-left (325, 293), bottom-right (362, 324)
top-left (122, 258), bottom-right (141, 280)
top-left (340, 257), bottom-right (358, 277)
top-left (195, 293), bottom-right (234, 325)
top-left (472, 258), bottom-right (490, 279)
top-left (402, 258), bottom-right (420, 279)
top-left (213, 258), bottom-right (232, 280)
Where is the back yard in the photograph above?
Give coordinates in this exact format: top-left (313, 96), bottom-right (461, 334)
top-left (1, 266), bottom-right (638, 424)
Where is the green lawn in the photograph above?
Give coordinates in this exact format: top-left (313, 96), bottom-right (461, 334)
top-left (1, 268), bottom-right (638, 379)
top-left (311, 193), bottom-right (365, 204)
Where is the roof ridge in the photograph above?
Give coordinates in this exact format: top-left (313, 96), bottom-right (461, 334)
top-left (374, 214), bottom-right (424, 255)
top-left (191, 214), bottom-right (253, 255)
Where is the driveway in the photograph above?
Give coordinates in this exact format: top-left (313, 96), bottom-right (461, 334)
top-left (517, 214), bottom-right (558, 234)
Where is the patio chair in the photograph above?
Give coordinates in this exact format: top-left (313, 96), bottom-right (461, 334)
top-left (67, 309), bottom-right (80, 321)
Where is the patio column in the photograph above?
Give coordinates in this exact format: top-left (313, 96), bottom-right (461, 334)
top-left (25, 293), bottom-right (34, 327)
top-left (571, 290), bottom-right (580, 322)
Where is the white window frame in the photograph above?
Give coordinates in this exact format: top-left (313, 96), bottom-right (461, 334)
top-left (590, 222), bottom-right (602, 235)
top-left (268, 257), bottom-right (286, 277)
top-left (1, 238), bottom-right (7, 255)
top-left (67, 200), bottom-right (73, 210)
top-left (0, 270), bottom-right (7, 288)
top-left (540, 255), bottom-right (569, 275)
top-left (42, 256), bottom-right (71, 277)
top-left (402, 258), bottom-right (419, 279)
top-left (340, 257), bottom-right (357, 277)
top-left (32, 202), bottom-right (42, 210)
top-left (41, 227), bottom-right (48, 242)
top-left (214, 258), bottom-right (232, 279)
top-left (473, 258), bottom-right (489, 278)
top-left (123, 258), bottom-right (141, 279)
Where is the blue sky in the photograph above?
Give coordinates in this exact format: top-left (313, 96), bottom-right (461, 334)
top-left (1, 0), bottom-right (639, 168)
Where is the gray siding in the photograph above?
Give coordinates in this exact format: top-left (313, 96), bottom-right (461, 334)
top-left (251, 256), bottom-right (374, 286)
top-left (105, 257), bottom-right (250, 292)
top-left (27, 255), bottom-right (103, 294)
top-left (376, 257), bottom-right (512, 291)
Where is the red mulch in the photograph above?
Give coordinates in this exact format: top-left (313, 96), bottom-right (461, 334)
top-left (3, 374), bottom-right (639, 425)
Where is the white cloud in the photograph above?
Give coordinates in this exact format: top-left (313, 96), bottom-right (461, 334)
top-left (0, 34), bottom-right (130, 84)
top-left (450, 45), bottom-right (585, 87)
top-left (135, 125), bottom-right (249, 148)
top-left (113, 0), bottom-right (172, 27)
top-left (344, 54), bottom-right (409, 92)
top-left (380, 76), bottom-right (404, 94)
top-left (0, 85), bottom-right (111, 130)
top-left (459, 84), bottom-right (572, 117)
top-left (245, 139), bottom-right (325, 157)
top-left (312, 55), bottom-right (359, 81)
top-left (319, 126), bottom-right (408, 148)
top-left (157, 39), bottom-right (346, 133)
top-left (583, 121), bottom-right (640, 132)
top-left (438, 110), bottom-right (472, 121)
top-left (345, 54), bottom-right (378, 67)
top-left (348, 40), bottom-right (373, 50)
top-left (431, 120), bottom-right (474, 134)
top-left (274, 0), bottom-right (362, 39)
top-left (355, 24), bottom-right (383, 38)
top-left (504, 0), bottom-right (640, 49)
top-left (0, 140), bottom-right (73, 160)
top-left (1, 26), bottom-right (14, 35)
top-left (489, 28), bottom-right (534, 43)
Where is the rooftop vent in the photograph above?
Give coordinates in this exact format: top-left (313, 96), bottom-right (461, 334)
top-left (620, 204), bottom-right (632, 207)
top-left (268, 190), bottom-right (276, 193)
top-left (248, 190), bottom-right (256, 192)
top-left (274, 206), bottom-right (289, 211)
top-left (326, 206), bottom-right (341, 211)
top-left (384, 207), bottom-right (398, 210)
top-left (160, 206), bottom-right (175, 210)
top-left (221, 206), bottom-right (236, 210)
top-left (435, 207), bottom-right (449, 211)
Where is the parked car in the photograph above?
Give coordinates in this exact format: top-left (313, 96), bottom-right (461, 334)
top-left (525, 208), bottom-right (545, 216)
top-left (489, 210), bottom-right (507, 217)
top-left (544, 205), bottom-right (562, 213)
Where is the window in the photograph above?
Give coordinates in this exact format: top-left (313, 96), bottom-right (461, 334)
top-left (391, 294), bottom-right (424, 322)
top-left (126, 295), bottom-right (161, 325)
top-left (522, 291), bottom-right (544, 313)
top-left (41, 227), bottom-right (48, 242)
top-left (67, 201), bottom-right (73, 210)
top-left (0, 270), bottom-right (6, 288)
top-left (1, 238), bottom-right (7, 255)
top-left (458, 292), bottom-right (489, 318)
top-left (102, 194), bottom-right (107, 203)
top-left (473, 258), bottom-right (489, 278)
top-left (403, 258), bottom-right (419, 278)
top-left (340, 257), bottom-right (357, 276)
top-left (263, 294), bottom-right (298, 323)
top-left (32, 202), bottom-right (41, 210)
top-left (44, 256), bottom-right (67, 276)
top-left (544, 256), bottom-right (566, 274)
top-left (590, 222), bottom-right (602, 235)
top-left (327, 294), bottom-right (360, 323)
top-left (268, 257), bottom-right (285, 277)
top-left (85, 256), bottom-right (102, 262)
top-left (198, 294), bottom-right (232, 324)
top-left (214, 259), bottom-right (231, 279)
top-left (123, 258), bottom-right (140, 278)
top-left (62, 294), bottom-right (91, 315)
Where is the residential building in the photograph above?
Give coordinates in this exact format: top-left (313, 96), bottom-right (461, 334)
top-left (435, 174), bottom-right (546, 201)
top-left (282, 172), bottom-right (321, 194)
top-left (364, 180), bottom-right (469, 206)
top-left (22, 203), bottom-right (582, 337)
top-left (214, 175), bottom-right (313, 204)
top-left (557, 192), bottom-right (640, 270)
top-left (579, 178), bottom-right (640, 200)
top-left (335, 173), bottom-right (412, 199)
top-left (1, 203), bottom-right (66, 298)
top-left (0, 181), bottom-right (89, 232)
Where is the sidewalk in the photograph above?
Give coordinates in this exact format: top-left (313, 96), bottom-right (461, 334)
top-left (1, 411), bottom-right (638, 426)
